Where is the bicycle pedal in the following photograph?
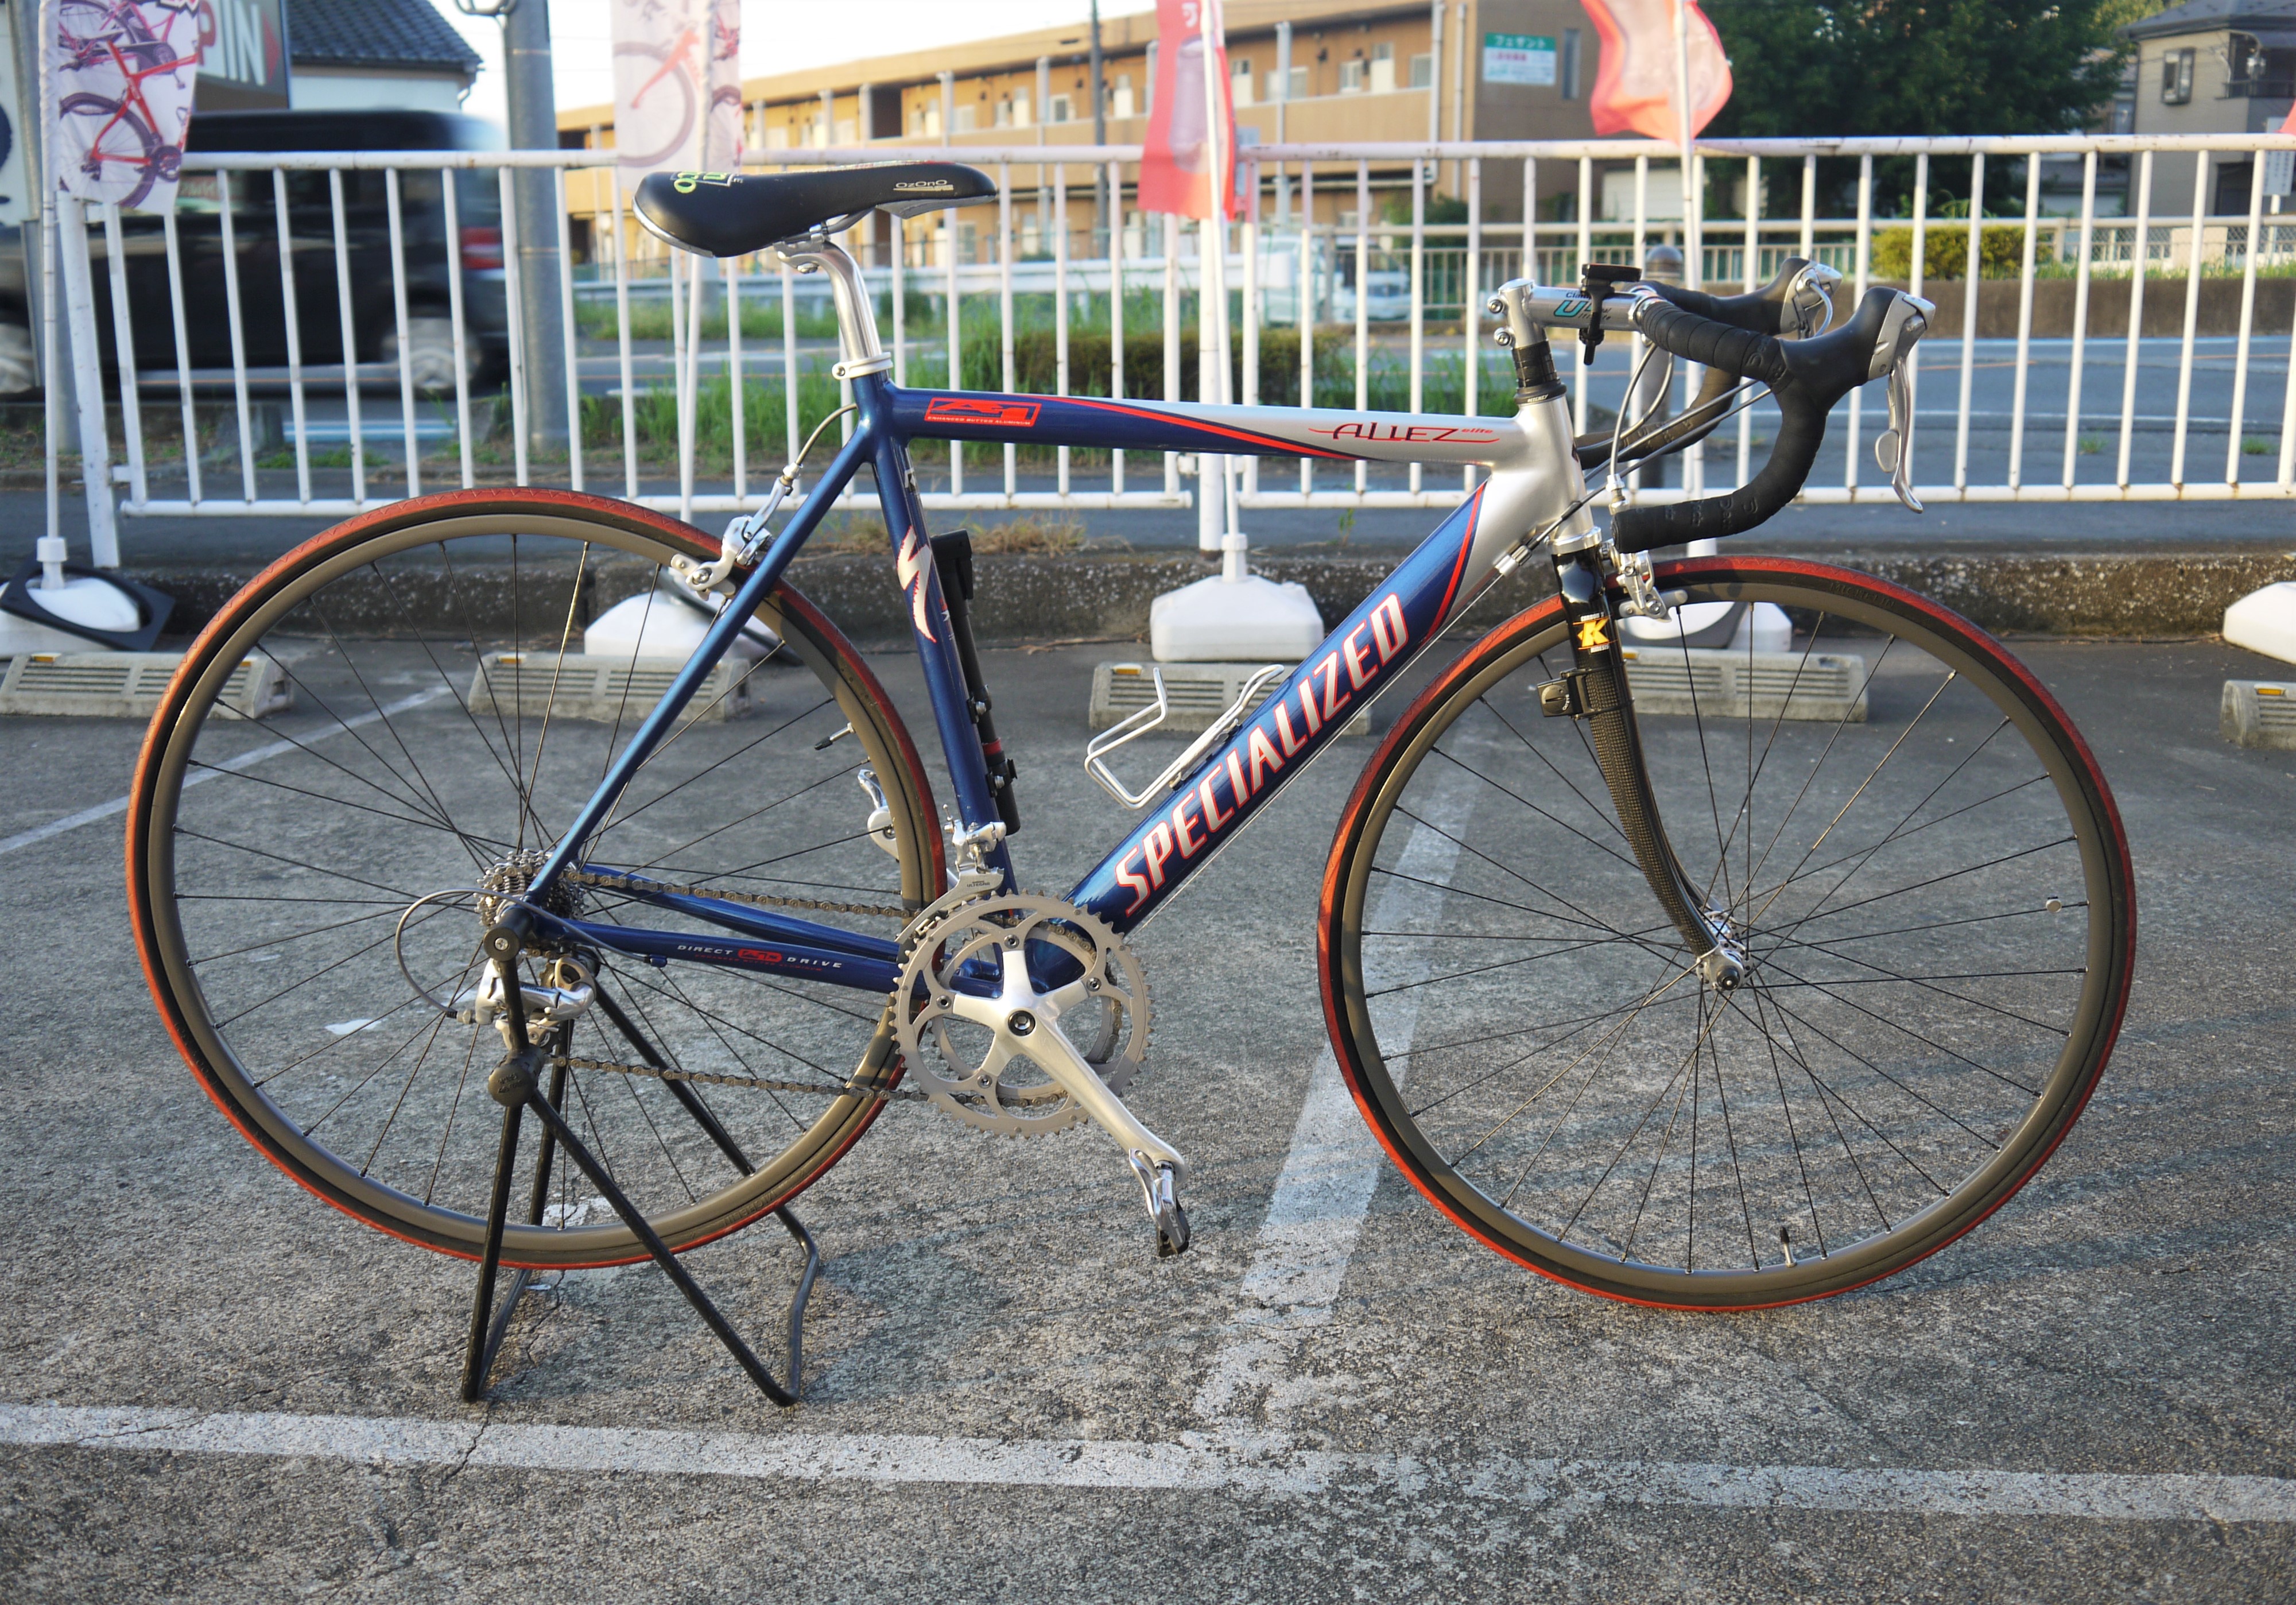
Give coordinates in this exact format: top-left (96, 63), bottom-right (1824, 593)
top-left (1130, 1150), bottom-right (1191, 1259)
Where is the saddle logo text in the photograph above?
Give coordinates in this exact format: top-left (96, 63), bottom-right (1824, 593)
top-left (893, 180), bottom-right (957, 193)
top-left (670, 171), bottom-right (742, 193)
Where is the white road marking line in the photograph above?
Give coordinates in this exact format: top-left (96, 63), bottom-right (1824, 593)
top-left (3, 1404), bottom-right (2290, 1523)
top-left (0, 685), bottom-right (453, 859)
top-left (1191, 777), bottom-right (1473, 1422)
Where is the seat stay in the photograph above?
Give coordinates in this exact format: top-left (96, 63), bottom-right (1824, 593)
top-left (527, 423), bottom-right (877, 902)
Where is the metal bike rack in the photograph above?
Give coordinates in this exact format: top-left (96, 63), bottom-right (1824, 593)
top-left (460, 909), bottom-right (824, 1409)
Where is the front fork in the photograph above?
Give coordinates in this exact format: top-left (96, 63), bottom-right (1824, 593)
top-left (1547, 540), bottom-right (1747, 992)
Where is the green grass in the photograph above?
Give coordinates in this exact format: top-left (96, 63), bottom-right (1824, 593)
top-left (2077, 435), bottom-right (2103, 455)
top-left (2243, 435), bottom-right (2276, 455)
top-left (256, 446), bottom-right (356, 469)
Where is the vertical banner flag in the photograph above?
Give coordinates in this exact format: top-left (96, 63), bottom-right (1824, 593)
top-left (1578, 0), bottom-right (1731, 144)
top-left (612, 0), bottom-right (744, 174)
top-left (48, 0), bottom-right (203, 210)
top-left (1140, 0), bottom-right (1235, 219)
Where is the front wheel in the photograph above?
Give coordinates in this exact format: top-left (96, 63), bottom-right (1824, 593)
top-left (1320, 557), bottom-right (2135, 1309)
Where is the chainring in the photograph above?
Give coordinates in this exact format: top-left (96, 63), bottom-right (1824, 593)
top-left (893, 891), bottom-right (1149, 1136)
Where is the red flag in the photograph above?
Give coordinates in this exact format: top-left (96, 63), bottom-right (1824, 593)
top-left (1580, 0), bottom-right (1732, 144)
top-left (1139, 0), bottom-right (1237, 219)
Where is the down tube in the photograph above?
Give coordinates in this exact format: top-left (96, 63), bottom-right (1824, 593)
top-left (1070, 484), bottom-right (1494, 934)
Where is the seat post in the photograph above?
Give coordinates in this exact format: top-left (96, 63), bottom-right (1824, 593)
top-left (774, 241), bottom-right (889, 375)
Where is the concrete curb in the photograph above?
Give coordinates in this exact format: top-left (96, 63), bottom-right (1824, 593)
top-left (120, 548), bottom-right (2296, 648)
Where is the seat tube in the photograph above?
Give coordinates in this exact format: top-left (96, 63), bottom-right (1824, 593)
top-left (859, 374), bottom-right (1013, 882)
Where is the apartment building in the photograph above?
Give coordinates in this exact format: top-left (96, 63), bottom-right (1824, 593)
top-left (558, 0), bottom-right (1624, 263)
top-left (2122, 0), bottom-right (2296, 216)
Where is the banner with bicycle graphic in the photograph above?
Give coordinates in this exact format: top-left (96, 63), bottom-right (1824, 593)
top-left (46, 0), bottom-right (211, 212)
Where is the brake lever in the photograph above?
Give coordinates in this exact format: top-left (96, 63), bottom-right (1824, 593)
top-left (1866, 292), bottom-right (1935, 514)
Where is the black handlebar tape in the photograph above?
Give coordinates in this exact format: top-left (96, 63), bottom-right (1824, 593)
top-left (1646, 255), bottom-right (1819, 336)
top-left (1610, 287), bottom-right (1902, 555)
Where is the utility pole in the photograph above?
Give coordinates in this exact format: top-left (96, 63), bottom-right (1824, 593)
top-left (502, 0), bottom-right (567, 451)
top-left (1089, 0), bottom-right (1107, 254)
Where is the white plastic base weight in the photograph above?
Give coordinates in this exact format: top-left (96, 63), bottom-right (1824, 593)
top-left (1148, 572), bottom-right (1325, 664)
top-left (2224, 582), bottom-right (2296, 667)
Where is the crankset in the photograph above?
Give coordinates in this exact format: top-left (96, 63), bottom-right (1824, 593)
top-left (891, 888), bottom-right (1189, 1258)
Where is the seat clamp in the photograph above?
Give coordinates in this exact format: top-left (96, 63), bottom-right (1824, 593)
top-left (831, 355), bottom-right (893, 381)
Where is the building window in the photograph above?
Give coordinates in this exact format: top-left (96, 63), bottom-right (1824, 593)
top-left (1409, 52), bottom-right (1434, 90)
top-left (1112, 73), bottom-right (1135, 119)
top-left (920, 102), bottom-right (941, 137)
top-left (2160, 47), bottom-right (2194, 106)
top-left (953, 103), bottom-right (978, 132)
top-left (834, 118), bottom-right (855, 144)
top-left (764, 123), bottom-right (789, 150)
top-left (1340, 58), bottom-right (1365, 93)
top-left (1013, 93), bottom-right (1030, 127)
top-left (1561, 29), bottom-right (1581, 100)
top-left (1371, 41), bottom-right (1395, 95)
top-left (1231, 56), bottom-right (1253, 106)
top-left (1271, 65), bottom-right (1307, 101)
top-left (1049, 93), bottom-right (1073, 122)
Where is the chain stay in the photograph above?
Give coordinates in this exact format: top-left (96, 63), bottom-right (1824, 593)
top-left (553, 1053), bottom-right (927, 1103)
top-left (566, 867), bottom-right (913, 923)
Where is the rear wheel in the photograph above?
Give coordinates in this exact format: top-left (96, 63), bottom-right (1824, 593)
top-left (129, 491), bottom-right (942, 1268)
top-left (1320, 557), bottom-right (2135, 1308)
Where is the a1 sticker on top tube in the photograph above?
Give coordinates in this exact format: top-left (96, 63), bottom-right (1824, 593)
top-left (924, 397), bottom-right (1042, 428)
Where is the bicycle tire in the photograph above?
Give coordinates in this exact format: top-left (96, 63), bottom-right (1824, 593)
top-left (129, 490), bottom-right (943, 1269)
top-left (1320, 556), bottom-right (2135, 1309)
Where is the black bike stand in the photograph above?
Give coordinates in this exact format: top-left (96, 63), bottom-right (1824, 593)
top-left (459, 917), bottom-right (823, 1408)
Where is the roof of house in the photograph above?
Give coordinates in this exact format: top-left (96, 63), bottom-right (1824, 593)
top-left (2126, 0), bottom-right (2296, 40)
top-left (288, 0), bottom-right (484, 75)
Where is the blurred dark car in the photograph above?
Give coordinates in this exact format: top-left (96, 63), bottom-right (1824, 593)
top-left (74, 108), bottom-right (510, 393)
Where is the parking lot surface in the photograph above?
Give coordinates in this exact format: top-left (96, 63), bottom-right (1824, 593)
top-left (1, 622), bottom-right (2291, 1602)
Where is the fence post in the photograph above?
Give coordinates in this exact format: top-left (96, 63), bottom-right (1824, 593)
top-left (55, 199), bottom-right (118, 568)
top-left (505, 0), bottom-right (568, 453)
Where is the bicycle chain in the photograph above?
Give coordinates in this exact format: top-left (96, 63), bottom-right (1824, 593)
top-left (565, 867), bottom-right (914, 924)
top-left (552, 1053), bottom-right (929, 1103)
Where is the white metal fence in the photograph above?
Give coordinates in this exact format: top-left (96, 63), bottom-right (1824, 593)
top-left (46, 132), bottom-right (2296, 549)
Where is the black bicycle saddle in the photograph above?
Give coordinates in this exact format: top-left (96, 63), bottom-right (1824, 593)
top-left (635, 162), bottom-right (997, 258)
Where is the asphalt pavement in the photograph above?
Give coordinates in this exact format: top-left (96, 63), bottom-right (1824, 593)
top-left (1, 626), bottom-right (2292, 1601)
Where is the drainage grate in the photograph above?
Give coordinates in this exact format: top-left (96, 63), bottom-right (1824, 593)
top-left (1620, 648), bottom-right (1868, 723)
top-left (2221, 679), bottom-right (2296, 749)
top-left (0, 652), bottom-right (290, 720)
top-left (1088, 660), bottom-right (1369, 736)
top-left (467, 653), bottom-right (758, 723)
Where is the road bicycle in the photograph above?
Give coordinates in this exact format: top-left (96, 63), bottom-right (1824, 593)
top-left (57, 0), bottom-right (199, 210)
top-left (129, 162), bottom-right (2136, 1328)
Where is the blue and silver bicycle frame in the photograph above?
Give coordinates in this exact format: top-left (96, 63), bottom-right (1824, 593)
top-left (520, 242), bottom-right (1592, 998)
